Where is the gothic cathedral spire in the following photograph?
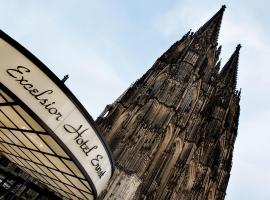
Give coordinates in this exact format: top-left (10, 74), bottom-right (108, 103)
top-left (220, 44), bottom-right (241, 90)
top-left (195, 5), bottom-right (226, 45)
top-left (97, 6), bottom-right (241, 200)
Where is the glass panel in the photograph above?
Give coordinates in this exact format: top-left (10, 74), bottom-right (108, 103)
top-left (17, 157), bottom-right (35, 171)
top-left (42, 175), bottom-right (60, 189)
top-left (20, 148), bottom-right (42, 164)
top-left (31, 151), bottom-right (56, 169)
top-left (49, 169), bottom-right (72, 185)
top-left (64, 174), bottom-right (89, 192)
top-left (0, 144), bottom-right (11, 154)
top-left (23, 132), bottom-right (53, 154)
top-left (0, 111), bottom-right (16, 128)
top-left (1, 106), bottom-right (31, 130)
top-left (81, 191), bottom-right (94, 200)
top-left (0, 94), bottom-right (7, 103)
top-left (65, 185), bottom-right (85, 199)
top-left (82, 180), bottom-right (91, 191)
top-left (53, 179), bottom-right (76, 197)
top-left (0, 128), bottom-right (24, 146)
top-left (0, 91), bottom-right (14, 102)
top-left (56, 188), bottom-right (71, 198)
top-left (5, 154), bottom-right (18, 164)
top-left (27, 161), bottom-right (46, 175)
top-left (11, 130), bottom-right (37, 150)
top-left (10, 145), bottom-right (30, 161)
top-left (67, 193), bottom-right (80, 200)
top-left (14, 156), bottom-right (27, 169)
top-left (2, 143), bottom-right (19, 156)
top-left (0, 130), bottom-right (13, 143)
top-left (13, 106), bottom-right (45, 132)
top-left (45, 155), bottom-right (72, 175)
top-left (3, 153), bottom-right (14, 163)
top-left (33, 172), bottom-right (49, 185)
top-left (37, 164), bottom-right (58, 180)
top-left (38, 174), bottom-right (54, 187)
top-left (62, 159), bottom-right (84, 179)
top-left (39, 135), bottom-right (69, 158)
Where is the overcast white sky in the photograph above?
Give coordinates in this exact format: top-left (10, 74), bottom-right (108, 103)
top-left (0, 0), bottom-right (269, 199)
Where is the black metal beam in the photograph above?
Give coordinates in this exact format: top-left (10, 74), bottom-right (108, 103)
top-left (0, 102), bottom-right (17, 107)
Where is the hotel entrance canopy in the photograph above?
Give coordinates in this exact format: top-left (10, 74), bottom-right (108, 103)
top-left (0, 30), bottom-right (114, 200)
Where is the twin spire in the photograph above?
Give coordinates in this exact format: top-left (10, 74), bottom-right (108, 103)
top-left (220, 44), bottom-right (241, 90)
top-left (194, 5), bottom-right (241, 90)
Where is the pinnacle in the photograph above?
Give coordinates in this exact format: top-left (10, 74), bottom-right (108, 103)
top-left (220, 45), bottom-right (241, 90)
top-left (195, 5), bottom-right (226, 45)
top-left (236, 44), bottom-right (242, 50)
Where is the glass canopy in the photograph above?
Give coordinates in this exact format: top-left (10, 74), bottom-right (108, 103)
top-left (0, 29), bottom-right (114, 200)
top-left (0, 88), bottom-right (93, 200)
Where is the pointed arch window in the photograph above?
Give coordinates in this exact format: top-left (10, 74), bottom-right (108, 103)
top-left (150, 74), bottom-right (166, 95)
top-left (180, 95), bottom-right (192, 113)
top-left (198, 58), bottom-right (208, 75)
top-left (186, 162), bottom-right (196, 190)
top-left (180, 88), bottom-right (197, 113)
top-left (183, 51), bottom-right (199, 65)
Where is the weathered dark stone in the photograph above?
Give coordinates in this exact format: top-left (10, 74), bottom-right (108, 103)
top-left (97, 6), bottom-right (241, 200)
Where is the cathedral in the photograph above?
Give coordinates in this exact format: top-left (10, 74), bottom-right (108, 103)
top-left (0, 5), bottom-right (241, 200)
top-left (96, 5), bottom-right (241, 200)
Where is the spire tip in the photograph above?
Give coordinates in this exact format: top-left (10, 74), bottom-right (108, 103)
top-left (236, 44), bottom-right (242, 50)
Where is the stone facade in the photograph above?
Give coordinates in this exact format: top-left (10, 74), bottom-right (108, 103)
top-left (97, 6), bottom-right (241, 200)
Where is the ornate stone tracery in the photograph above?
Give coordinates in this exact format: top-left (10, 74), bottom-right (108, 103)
top-left (97, 5), bottom-right (241, 200)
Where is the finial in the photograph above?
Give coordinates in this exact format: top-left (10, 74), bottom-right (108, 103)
top-left (195, 5), bottom-right (226, 44)
top-left (215, 60), bottom-right (221, 71)
top-left (184, 29), bottom-right (192, 38)
top-left (62, 74), bottom-right (69, 83)
top-left (217, 45), bottom-right (222, 54)
top-left (236, 44), bottom-right (242, 50)
top-left (221, 5), bottom-right (226, 10)
top-left (238, 88), bottom-right (242, 98)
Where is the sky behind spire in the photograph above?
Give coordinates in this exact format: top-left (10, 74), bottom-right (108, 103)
top-left (0, 0), bottom-right (269, 199)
